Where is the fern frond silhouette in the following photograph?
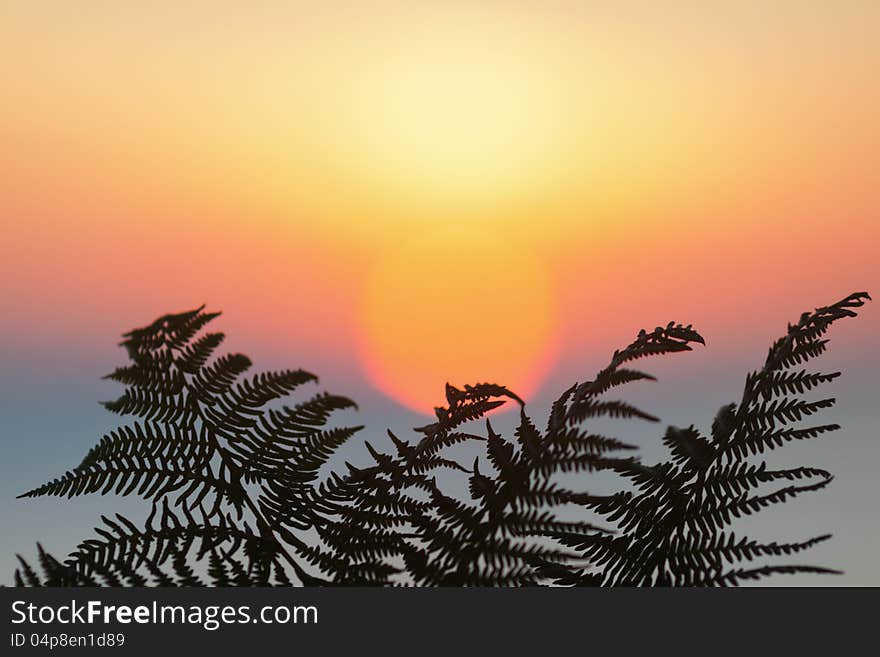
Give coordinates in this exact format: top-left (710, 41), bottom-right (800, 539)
top-left (328, 325), bottom-right (705, 586)
top-left (13, 293), bottom-right (870, 586)
top-left (16, 306), bottom-right (360, 586)
top-left (540, 292), bottom-right (870, 586)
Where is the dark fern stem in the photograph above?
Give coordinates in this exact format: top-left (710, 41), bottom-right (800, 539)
top-left (13, 292), bottom-right (870, 586)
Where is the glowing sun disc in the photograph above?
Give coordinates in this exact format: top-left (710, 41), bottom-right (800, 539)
top-left (357, 230), bottom-right (559, 414)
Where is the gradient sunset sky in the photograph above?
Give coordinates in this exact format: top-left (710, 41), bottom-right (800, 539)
top-left (2, 2), bottom-right (878, 583)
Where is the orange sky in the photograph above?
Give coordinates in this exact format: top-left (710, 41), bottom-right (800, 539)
top-left (2, 1), bottom-right (877, 412)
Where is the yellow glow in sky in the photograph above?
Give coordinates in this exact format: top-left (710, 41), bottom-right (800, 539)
top-left (335, 26), bottom-right (572, 219)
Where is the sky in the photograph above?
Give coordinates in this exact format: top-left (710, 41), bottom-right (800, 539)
top-left (1, 1), bottom-right (878, 584)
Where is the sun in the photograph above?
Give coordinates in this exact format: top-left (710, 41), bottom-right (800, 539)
top-left (357, 230), bottom-right (558, 414)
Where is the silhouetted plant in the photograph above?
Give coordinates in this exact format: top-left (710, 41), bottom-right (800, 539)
top-left (14, 306), bottom-right (362, 585)
top-left (320, 325), bottom-right (705, 585)
top-left (538, 292), bottom-right (872, 586)
top-left (13, 292), bottom-right (870, 586)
